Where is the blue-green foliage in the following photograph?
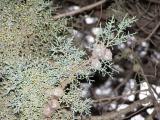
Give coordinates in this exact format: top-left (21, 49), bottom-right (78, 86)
top-left (0, 0), bottom-right (92, 119)
top-left (0, 0), bottom-right (136, 120)
top-left (61, 83), bottom-right (92, 117)
top-left (99, 15), bottom-right (136, 47)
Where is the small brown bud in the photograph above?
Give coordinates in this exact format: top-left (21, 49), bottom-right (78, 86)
top-left (103, 48), bottom-right (112, 61)
top-left (48, 99), bottom-right (60, 110)
top-left (90, 58), bottom-right (101, 69)
top-left (43, 104), bottom-right (52, 117)
top-left (92, 44), bottom-right (112, 61)
top-left (52, 87), bottom-right (64, 98)
top-left (133, 64), bottom-right (141, 72)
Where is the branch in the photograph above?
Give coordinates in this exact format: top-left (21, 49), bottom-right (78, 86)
top-left (146, 0), bottom-right (160, 4)
top-left (91, 97), bottom-right (152, 120)
top-left (53, 0), bottom-right (107, 19)
top-left (144, 20), bottom-right (160, 41)
top-left (94, 89), bottom-right (149, 103)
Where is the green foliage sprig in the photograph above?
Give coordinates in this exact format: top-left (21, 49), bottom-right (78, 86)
top-left (99, 15), bottom-right (136, 47)
top-left (0, 0), bottom-right (136, 120)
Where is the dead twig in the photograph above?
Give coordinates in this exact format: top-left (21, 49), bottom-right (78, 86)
top-left (53, 0), bottom-right (107, 19)
top-left (123, 106), bottom-right (150, 120)
top-left (91, 97), bottom-right (152, 120)
top-left (136, 14), bottom-right (158, 33)
top-left (94, 89), bottom-right (149, 103)
top-left (131, 50), bottom-right (160, 119)
top-left (146, 0), bottom-right (160, 4)
top-left (140, 64), bottom-right (160, 119)
top-left (144, 20), bottom-right (160, 41)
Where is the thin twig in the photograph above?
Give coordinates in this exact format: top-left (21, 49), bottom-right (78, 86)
top-left (96, 3), bottom-right (103, 27)
top-left (140, 64), bottom-right (160, 119)
top-left (123, 106), bottom-right (150, 120)
top-left (144, 20), bottom-right (160, 41)
top-left (53, 0), bottom-right (107, 19)
top-left (131, 50), bottom-right (160, 119)
top-left (94, 89), bottom-right (149, 103)
top-left (146, 0), bottom-right (160, 4)
top-left (136, 14), bottom-right (157, 33)
top-left (92, 97), bottom-right (152, 120)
